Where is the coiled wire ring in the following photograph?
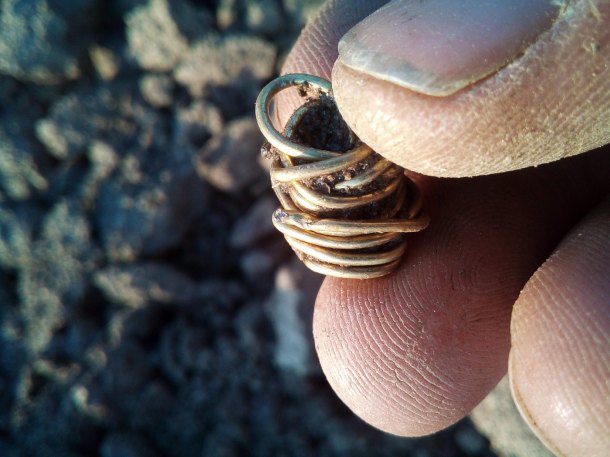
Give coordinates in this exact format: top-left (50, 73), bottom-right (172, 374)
top-left (255, 73), bottom-right (429, 279)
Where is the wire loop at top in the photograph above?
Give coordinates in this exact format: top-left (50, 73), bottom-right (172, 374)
top-left (255, 73), bottom-right (344, 161)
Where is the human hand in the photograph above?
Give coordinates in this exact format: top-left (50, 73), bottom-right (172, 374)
top-left (275, 1), bottom-right (610, 456)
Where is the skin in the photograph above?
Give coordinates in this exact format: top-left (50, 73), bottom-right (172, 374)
top-left (277, 1), bottom-right (610, 455)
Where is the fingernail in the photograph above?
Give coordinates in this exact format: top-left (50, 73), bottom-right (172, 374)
top-left (339, 0), bottom-right (561, 96)
top-left (508, 350), bottom-right (560, 456)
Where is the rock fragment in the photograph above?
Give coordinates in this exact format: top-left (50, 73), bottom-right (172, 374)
top-left (89, 46), bottom-right (121, 81)
top-left (0, 115), bottom-right (48, 200)
top-left (216, 0), bottom-right (239, 30)
top-left (36, 82), bottom-right (165, 161)
top-left (96, 174), bottom-right (207, 261)
top-left (282, 0), bottom-right (326, 27)
top-left (245, 0), bottom-right (284, 35)
top-left (18, 201), bottom-right (98, 353)
top-left (167, 0), bottom-right (215, 41)
top-left (0, 0), bottom-right (84, 82)
top-left (94, 262), bottom-right (200, 308)
top-left (195, 117), bottom-right (266, 193)
top-left (126, 0), bottom-right (189, 72)
top-left (174, 34), bottom-right (276, 98)
top-left (172, 101), bottom-right (223, 155)
top-left (139, 74), bottom-right (175, 108)
top-left (264, 258), bottom-right (323, 377)
top-left (79, 141), bottom-right (119, 207)
top-left (0, 205), bottom-right (34, 270)
top-left (217, 0), bottom-right (285, 35)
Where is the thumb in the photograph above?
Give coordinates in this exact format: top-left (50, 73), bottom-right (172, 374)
top-left (331, 0), bottom-right (610, 177)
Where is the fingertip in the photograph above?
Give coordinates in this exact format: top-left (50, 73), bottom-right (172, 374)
top-left (312, 152), bottom-right (610, 438)
top-left (312, 175), bottom-right (527, 437)
top-left (510, 196), bottom-right (610, 457)
top-left (332, 1), bottom-right (610, 176)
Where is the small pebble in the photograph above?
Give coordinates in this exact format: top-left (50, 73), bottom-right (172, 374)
top-left (264, 258), bottom-right (323, 377)
top-left (126, 0), bottom-right (188, 71)
top-left (90, 46), bottom-right (120, 81)
top-left (195, 117), bottom-right (266, 193)
top-left (139, 74), bottom-right (174, 108)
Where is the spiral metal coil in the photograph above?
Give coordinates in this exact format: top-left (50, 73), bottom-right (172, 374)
top-left (255, 73), bottom-right (429, 279)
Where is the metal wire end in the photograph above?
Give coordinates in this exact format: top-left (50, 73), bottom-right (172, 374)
top-left (255, 73), bottom-right (429, 279)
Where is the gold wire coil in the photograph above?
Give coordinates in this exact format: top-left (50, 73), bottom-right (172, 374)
top-left (255, 73), bottom-right (429, 279)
